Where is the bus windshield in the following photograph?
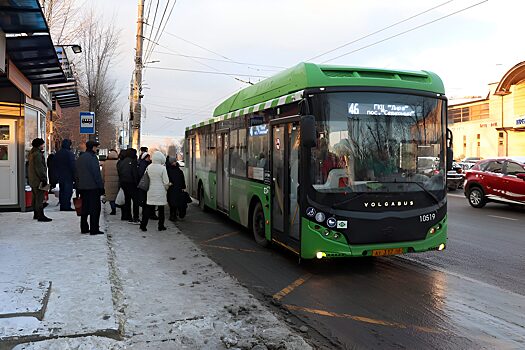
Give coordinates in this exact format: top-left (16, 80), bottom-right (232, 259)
top-left (310, 92), bottom-right (446, 196)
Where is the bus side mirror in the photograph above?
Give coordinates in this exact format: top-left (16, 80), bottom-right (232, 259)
top-left (446, 128), bottom-right (453, 171)
top-left (301, 115), bottom-right (316, 148)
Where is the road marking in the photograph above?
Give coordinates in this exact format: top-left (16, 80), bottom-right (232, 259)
top-left (488, 215), bottom-right (518, 221)
top-left (202, 231), bottom-right (239, 243)
top-left (271, 239), bottom-right (299, 255)
top-left (447, 193), bottom-right (465, 198)
top-left (272, 274), bottom-right (312, 301)
top-left (202, 244), bottom-right (257, 253)
top-left (284, 304), bottom-right (439, 334)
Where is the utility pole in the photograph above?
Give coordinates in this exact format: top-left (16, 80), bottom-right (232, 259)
top-left (130, 0), bottom-right (144, 149)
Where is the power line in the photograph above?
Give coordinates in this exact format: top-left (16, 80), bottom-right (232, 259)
top-left (153, 50), bottom-right (284, 70)
top-left (143, 0), bottom-right (160, 64)
top-left (147, 66), bottom-right (269, 78)
top-left (143, 37), bottom-right (269, 84)
top-left (322, 0), bottom-right (488, 63)
top-left (144, 36), bottom-right (225, 74)
top-left (146, 0), bottom-right (177, 63)
top-left (145, 0), bottom-right (175, 62)
top-left (146, 25), bottom-right (274, 73)
top-left (307, 0), bottom-right (456, 62)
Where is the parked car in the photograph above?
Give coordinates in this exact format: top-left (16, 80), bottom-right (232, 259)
top-left (447, 162), bottom-right (464, 191)
top-left (463, 158), bottom-right (525, 208)
top-left (458, 157), bottom-right (482, 171)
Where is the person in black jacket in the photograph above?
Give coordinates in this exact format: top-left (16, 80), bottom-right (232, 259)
top-left (167, 157), bottom-right (187, 221)
top-left (76, 141), bottom-right (104, 235)
top-left (117, 148), bottom-right (140, 223)
top-left (47, 153), bottom-right (58, 190)
top-left (54, 139), bottom-right (76, 211)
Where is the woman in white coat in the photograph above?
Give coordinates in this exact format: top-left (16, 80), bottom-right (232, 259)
top-left (140, 151), bottom-right (170, 231)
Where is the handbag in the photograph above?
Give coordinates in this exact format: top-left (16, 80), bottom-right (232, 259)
top-left (137, 169), bottom-right (150, 191)
top-left (115, 188), bottom-right (125, 206)
top-left (184, 191), bottom-right (192, 204)
top-left (73, 197), bottom-right (82, 216)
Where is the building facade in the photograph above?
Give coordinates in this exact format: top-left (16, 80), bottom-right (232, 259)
top-left (0, 2), bottom-right (79, 211)
top-left (448, 61), bottom-right (525, 160)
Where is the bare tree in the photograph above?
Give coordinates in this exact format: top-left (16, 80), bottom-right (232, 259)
top-left (76, 9), bottom-right (121, 148)
top-left (39, 0), bottom-right (83, 44)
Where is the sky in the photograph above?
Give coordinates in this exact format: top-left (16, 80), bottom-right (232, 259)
top-left (93, 0), bottom-right (525, 143)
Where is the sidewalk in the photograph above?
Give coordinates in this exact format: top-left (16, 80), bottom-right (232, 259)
top-left (0, 198), bottom-right (311, 349)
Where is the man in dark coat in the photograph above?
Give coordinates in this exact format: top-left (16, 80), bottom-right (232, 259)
top-left (54, 139), bottom-right (76, 211)
top-left (47, 153), bottom-right (58, 190)
top-left (28, 138), bottom-right (52, 222)
top-left (167, 157), bottom-right (187, 221)
top-left (76, 141), bottom-right (104, 235)
top-left (117, 148), bottom-right (140, 223)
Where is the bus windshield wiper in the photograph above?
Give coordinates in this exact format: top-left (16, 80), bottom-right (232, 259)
top-left (378, 181), bottom-right (440, 205)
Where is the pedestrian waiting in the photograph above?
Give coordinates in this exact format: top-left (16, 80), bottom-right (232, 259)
top-left (138, 151), bottom-right (159, 220)
top-left (167, 156), bottom-right (188, 221)
top-left (28, 138), bottom-right (52, 222)
top-left (117, 148), bottom-right (140, 224)
top-left (102, 149), bottom-right (119, 215)
top-left (140, 151), bottom-right (170, 232)
top-left (54, 139), bottom-right (76, 211)
top-left (76, 141), bottom-right (104, 235)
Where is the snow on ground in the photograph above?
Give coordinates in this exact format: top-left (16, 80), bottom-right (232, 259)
top-left (104, 206), bottom-right (311, 349)
top-left (1, 199), bottom-right (310, 349)
top-left (0, 198), bottom-right (118, 345)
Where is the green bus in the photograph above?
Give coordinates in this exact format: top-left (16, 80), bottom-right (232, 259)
top-left (184, 62), bottom-right (452, 259)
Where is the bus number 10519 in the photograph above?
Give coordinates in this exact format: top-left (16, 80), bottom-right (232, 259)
top-left (419, 213), bottom-right (436, 222)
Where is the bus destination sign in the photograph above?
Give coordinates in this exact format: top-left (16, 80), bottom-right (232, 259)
top-left (348, 103), bottom-right (417, 116)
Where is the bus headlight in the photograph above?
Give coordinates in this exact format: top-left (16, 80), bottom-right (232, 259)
top-left (438, 244), bottom-right (445, 251)
top-left (316, 252), bottom-right (327, 259)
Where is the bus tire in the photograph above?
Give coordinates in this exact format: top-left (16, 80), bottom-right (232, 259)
top-left (198, 185), bottom-right (207, 211)
top-left (467, 186), bottom-right (486, 208)
top-left (252, 202), bottom-right (268, 247)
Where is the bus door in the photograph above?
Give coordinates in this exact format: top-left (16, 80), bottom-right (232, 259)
top-left (188, 136), bottom-right (196, 197)
top-left (216, 131), bottom-right (230, 213)
top-left (271, 119), bottom-right (301, 251)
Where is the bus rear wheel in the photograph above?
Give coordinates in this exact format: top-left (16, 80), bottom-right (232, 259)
top-left (198, 186), bottom-right (206, 211)
top-left (252, 202), bottom-right (268, 247)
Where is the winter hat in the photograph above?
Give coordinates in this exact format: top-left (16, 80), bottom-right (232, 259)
top-left (61, 139), bottom-right (72, 150)
top-left (31, 138), bottom-right (45, 148)
top-left (152, 151), bottom-right (166, 165)
top-left (86, 140), bottom-right (100, 150)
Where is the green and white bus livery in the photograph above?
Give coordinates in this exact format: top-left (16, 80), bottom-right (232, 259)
top-left (184, 62), bottom-right (452, 259)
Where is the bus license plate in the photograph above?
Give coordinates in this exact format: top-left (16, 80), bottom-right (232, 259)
top-left (372, 248), bottom-right (403, 256)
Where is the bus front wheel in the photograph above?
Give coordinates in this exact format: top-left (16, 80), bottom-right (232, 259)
top-left (252, 202), bottom-right (268, 247)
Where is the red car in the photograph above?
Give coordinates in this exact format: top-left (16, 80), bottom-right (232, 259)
top-left (464, 158), bottom-right (525, 208)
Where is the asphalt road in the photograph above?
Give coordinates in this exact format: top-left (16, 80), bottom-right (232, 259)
top-left (176, 194), bottom-right (525, 349)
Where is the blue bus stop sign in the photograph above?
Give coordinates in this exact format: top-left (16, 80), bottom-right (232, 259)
top-left (80, 112), bottom-right (95, 134)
